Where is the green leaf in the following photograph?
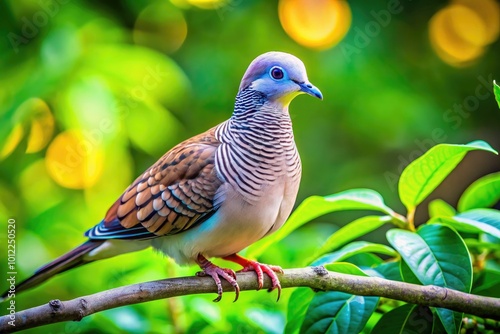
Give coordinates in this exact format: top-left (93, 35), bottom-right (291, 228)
top-left (387, 225), bottom-right (471, 334)
top-left (429, 199), bottom-right (456, 218)
top-left (308, 215), bottom-right (390, 263)
top-left (346, 253), bottom-right (384, 267)
top-left (432, 313), bottom-right (448, 334)
top-left (300, 291), bottom-right (378, 334)
top-left (312, 241), bottom-right (397, 266)
top-left (434, 308), bottom-right (463, 334)
top-left (285, 288), bottom-right (315, 334)
top-left (472, 269), bottom-right (500, 298)
top-left (364, 312), bottom-right (383, 334)
top-left (247, 189), bottom-right (395, 258)
top-left (464, 238), bottom-right (500, 252)
top-left (494, 80), bottom-right (500, 110)
top-left (321, 188), bottom-right (396, 214)
top-left (398, 141), bottom-right (497, 211)
top-left (431, 209), bottom-right (500, 239)
top-left (371, 304), bottom-right (434, 334)
top-left (480, 233), bottom-right (500, 244)
top-left (387, 225), bottom-right (472, 292)
top-left (400, 259), bottom-right (421, 285)
top-left (324, 262), bottom-right (369, 276)
top-left (458, 172), bottom-right (500, 211)
top-left (373, 261), bottom-right (403, 281)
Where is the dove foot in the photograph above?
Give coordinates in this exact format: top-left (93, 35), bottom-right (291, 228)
top-left (196, 254), bottom-right (240, 302)
top-left (223, 253), bottom-right (283, 301)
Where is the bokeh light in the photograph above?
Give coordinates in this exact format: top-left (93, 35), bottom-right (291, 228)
top-left (429, 0), bottom-right (500, 66)
top-left (279, 0), bottom-right (351, 49)
top-left (19, 160), bottom-right (64, 216)
top-left (0, 124), bottom-right (23, 159)
top-left (0, 98), bottom-right (54, 158)
top-left (454, 0), bottom-right (500, 44)
top-left (133, 1), bottom-right (187, 54)
top-left (171, 0), bottom-right (227, 10)
top-left (25, 98), bottom-right (54, 153)
top-left (45, 130), bottom-right (104, 189)
top-left (84, 144), bottom-right (133, 221)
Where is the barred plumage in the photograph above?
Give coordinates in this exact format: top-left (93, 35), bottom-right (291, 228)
top-left (215, 88), bottom-right (301, 203)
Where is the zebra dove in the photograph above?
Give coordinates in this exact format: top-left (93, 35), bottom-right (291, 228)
top-left (2, 51), bottom-right (322, 302)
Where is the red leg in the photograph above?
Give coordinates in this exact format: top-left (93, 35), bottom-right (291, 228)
top-left (196, 254), bottom-right (240, 302)
top-left (223, 253), bottom-right (283, 301)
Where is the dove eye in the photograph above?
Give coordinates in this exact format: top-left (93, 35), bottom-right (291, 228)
top-left (270, 66), bottom-right (285, 80)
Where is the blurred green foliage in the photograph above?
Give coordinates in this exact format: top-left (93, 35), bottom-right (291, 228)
top-left (0, 0), bottom-right (499, 333)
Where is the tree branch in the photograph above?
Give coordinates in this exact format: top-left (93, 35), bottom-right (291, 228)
top-left (1, 267), bottom-right (499, 333)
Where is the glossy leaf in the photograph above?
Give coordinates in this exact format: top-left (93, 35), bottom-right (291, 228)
top-left (431, 209), bottom-right (500, 239)
top-left (321, 188), bottom-right (396, 214)
top-left (346, 253), bottom-right (384, 267)
top-left (286, 288), bottom-right (316, 334)
top-left (312, 241), bottom-right (397, 266)
top-left (387, 225), bottom-right (472, 291)
top-left (247, 189), bottom-right (395, 258)
top-left (429, 199), bottom-right (456, 218)
top-left (324, 262), bottom-right (370, 276)
top-left (300, 291), bottom-right (378, 334)
top-left (373, 261), bottom-right (403, 281)
top-left (480, 233), bottom-right (500, 244)
top-left (434, 308), bottom-right (462, 334)
top-left (371, 304), bottom-right (434, 334)
top-left (387, 225), bottom-right (471, 334)
top-left (400, 259), bottom-right (421, 285)
top-left (398, 141), bottom-right (497, 211)
top-left (309, 215), bottom-right (390, 262)
top-left (458, 172), bottom-right (500, 211)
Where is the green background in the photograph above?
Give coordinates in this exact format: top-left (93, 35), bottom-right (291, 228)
top-left (0, 0), bottom-right (499, 333)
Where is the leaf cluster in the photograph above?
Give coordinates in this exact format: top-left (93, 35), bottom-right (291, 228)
top-left (249, 137), bottom-right (500, 333)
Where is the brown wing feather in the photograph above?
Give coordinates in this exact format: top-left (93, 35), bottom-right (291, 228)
top-left (104, 126), bottom-right (223, 236)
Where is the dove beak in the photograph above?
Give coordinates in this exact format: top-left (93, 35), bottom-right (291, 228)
top-left (298, 82), bottom-right (323, 100)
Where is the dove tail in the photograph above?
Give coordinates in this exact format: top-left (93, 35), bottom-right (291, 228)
top-left (1, 240), bottom-right (104, 301)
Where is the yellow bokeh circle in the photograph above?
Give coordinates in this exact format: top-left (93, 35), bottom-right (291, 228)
top-left (279, 0), bottom-right (351, 49)
top-left (429, 0), bottom-right (500, 66)
top-left (453, 0), bottom-right (500, 44)
top-left (45, 130), bottom-right (104, 189)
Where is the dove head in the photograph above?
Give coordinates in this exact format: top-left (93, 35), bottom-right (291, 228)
top-left (238, 51), bottom-right (323, 107)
